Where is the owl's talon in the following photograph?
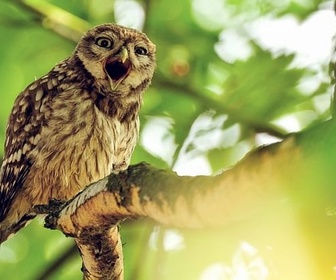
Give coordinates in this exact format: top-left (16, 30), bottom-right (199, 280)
top-left (34, 199), bottom-right (66, 215)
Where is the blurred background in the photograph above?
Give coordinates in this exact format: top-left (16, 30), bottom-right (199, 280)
top-left (0, 0), bottom-right (335, 279)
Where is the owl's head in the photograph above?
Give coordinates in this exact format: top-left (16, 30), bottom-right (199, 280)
top-left (75, 23), bottom-right (156, 96)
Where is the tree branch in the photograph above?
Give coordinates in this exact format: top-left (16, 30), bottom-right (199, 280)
top-left (14, 0), bottom-right (91, 42)
top-left (35, 118), bottom-right (336, 279)
top-left (45, 152), bottom-right (287, 234)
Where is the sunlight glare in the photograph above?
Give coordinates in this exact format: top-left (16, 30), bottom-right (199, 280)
top-left (172, 112), bottom-right (241, 175)
top-left (140, 117), bottom-right (177, 166)
top-left (149, 227), bottom-right (185, 251)
top-left (215, 30), bottom-right (253, 63)
top-left (114, 0), bottom-right (145, 30)
top-left (200, 242), bottom-right (268, 280)
top-left (272, 112), bottom-right (317, 132)
top-left (248, 9), bottom-right (336, 68)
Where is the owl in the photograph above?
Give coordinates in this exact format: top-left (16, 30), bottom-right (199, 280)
top-left (0, 23), bottom-right (156, 243)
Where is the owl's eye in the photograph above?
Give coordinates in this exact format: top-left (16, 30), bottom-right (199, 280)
top-left (95, 37), bottom-right (113, 48)
top-left (135, 46), bottom-right (148, 56)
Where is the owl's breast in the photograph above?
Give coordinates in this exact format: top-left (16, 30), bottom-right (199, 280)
top-left (111, 116), bottom-right (139, 172)
top-left (27, 91), bottom-right (139, 204)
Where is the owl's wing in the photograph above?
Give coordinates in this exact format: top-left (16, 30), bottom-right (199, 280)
top-left (0, 80), bottom-right (48, 222)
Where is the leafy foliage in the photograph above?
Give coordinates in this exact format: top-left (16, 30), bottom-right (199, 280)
top-left (0, 0), bottom-right (333, 279)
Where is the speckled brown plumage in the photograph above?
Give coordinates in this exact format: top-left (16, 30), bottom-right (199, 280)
top-left (0, 23), bottom-right (156, 243)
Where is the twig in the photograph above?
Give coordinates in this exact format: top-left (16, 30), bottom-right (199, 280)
top-left (153, 74), bottom-right (289, 138)
top-left (34, 243), bottom-right (78, 280)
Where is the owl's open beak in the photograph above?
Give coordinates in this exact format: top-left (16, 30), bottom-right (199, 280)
top-left (104, 47), bottom-right (131, 90)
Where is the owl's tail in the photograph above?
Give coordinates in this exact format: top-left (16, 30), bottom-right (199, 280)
top-left (0, 213), bottom-right (36, 244)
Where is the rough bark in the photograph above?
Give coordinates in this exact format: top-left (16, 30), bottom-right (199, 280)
top-left (75, 226), bottom-right (123, 280)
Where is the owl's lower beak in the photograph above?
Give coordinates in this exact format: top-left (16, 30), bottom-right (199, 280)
top-left (104, 48), bottom-right (131, 90)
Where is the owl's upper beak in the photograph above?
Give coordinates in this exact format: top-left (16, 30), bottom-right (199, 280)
top-left (119, 47), bottom-right (128, 63)
top-left (104, 47), bottom-right (132, 90)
